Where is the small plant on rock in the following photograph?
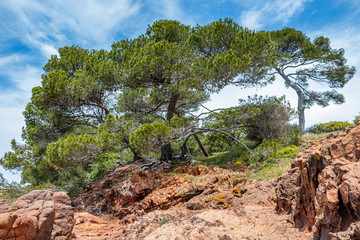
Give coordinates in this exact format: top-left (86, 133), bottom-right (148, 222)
top-left (159, 217), bottom-right (172, 227)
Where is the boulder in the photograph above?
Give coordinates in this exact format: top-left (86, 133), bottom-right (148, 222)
top-left (0, 189), bottom-right (75, 240)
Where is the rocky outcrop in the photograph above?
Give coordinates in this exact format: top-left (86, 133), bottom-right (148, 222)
top-left (6, 122), bottom-right (360, 239)
top-left (276, 122), bottom-right (360, 239)
top-left (0, 190), bottom-right (75, 240)
top-left (71, 162), bottom-right (311, 240)
top-left (72, 164), bottom-right (243, 224)
top-left (101, 179), bottom-right (309, 240)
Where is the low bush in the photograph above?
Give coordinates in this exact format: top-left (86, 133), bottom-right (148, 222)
top-left (234, 136), bottom-right (299, 168)
top-left (198, 144), bottom-right (252, 168)
top-left (354, 113), bottom-right (360, 124)
top-left (307, 121), bottom-right (354, 134)
top-left (274, 145), bottom-right (299, 158)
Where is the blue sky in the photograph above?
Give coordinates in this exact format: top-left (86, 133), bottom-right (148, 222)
top-left (1, 0), bottom-right (359, 182)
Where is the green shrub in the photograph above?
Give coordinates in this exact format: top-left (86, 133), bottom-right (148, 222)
top-left (199, 142), bottom-right (255, 168)
top-left (354, 113), bottom-right (360, 124)
top-left (274, 145), bottom-right (299, 158)
top-left (237, 136), bottom-right (300, 168)
top-left (89, 149), bottom-right (132, 182)
top-left (159, 217), bottom-right (172, 226)
top-left (234, 156), bottom-right (246, 167)
top-left (242, 96), bottom-right (296, 144)
top-left (307, 121), bottom-right (354, 134)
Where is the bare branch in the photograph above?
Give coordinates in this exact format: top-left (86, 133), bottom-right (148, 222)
top-left (196, 104), bottom-right (237, 118)
top-left (74, 132), bottom-right (97, 135)
top-left (194, 127), bottom-right (251, 152)
top-left (283, 60), bottom-right (317, 71)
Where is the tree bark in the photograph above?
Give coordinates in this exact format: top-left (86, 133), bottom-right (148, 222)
top-left (275, 68), bottom-right (305, 134)
top-left (193, 134), bottom-right (209, 157)
top-left (166, 94), bottom-right (179, 122)
top-left (161, 94), bottom-right (180, 161)
top-left (122, 137), bottom-right (142, 160)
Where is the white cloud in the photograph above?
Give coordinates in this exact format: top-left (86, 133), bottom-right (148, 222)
top-left (240, 0), bottom-right (311, 29)
top-left (0, 55), bottom-right (20, 67)
top-left (53, 0), bottom-right (141, 43)
top-left (0, 0), bottom-right (142, 53)
top-left (0, 66), bottom-right (41, 183)
top-left (240, 10), bottom-right (262, 29)
top-left (154, 0), bottom-right (182, 20)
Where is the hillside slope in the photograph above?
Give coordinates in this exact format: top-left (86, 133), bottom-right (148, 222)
top-left (2, 122), bottom-right (360, 239)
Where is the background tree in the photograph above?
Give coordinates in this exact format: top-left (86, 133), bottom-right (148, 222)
top-left (240, 95), bottom-right (297, 144)
top-left (267, 28), bottom-right (355, 133)
top-left (0, 45), bottom-right (125, 191)
top-left (202, 95), bottom-right (296, 154)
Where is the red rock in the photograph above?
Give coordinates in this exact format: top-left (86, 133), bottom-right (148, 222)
top-left (0, 190), bottom-right (74, 240)
top-left (72, 212), bottom-right (122, 239)
top-left (276, 122), bottom-right (360, 239)
top-left (174, 165), bottom-right (207, 176)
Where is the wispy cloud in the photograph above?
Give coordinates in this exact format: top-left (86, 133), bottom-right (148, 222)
top-left (0, 0), bottom-right (141, 55)
top-left (0, 55), bottom-right (21, 68)
top-left (239, 0), bottom-right (311, 29)
top-left (153, 0), bottom-right (183, 21)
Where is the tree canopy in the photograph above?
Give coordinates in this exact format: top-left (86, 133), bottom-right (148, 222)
top-left (0, 19), bottom-right (354, 196)
top-left (267, 28), bottom-right (355, 133)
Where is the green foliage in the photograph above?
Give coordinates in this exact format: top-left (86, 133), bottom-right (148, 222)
top-left (235, 132), bottom-right (300, 167)
top-left (239, 95), bottom-right (296, 143)
top-left (191, 18), bottom-right (276, 90)
top-left (274, 145), bottom-right (299, 158)
top-left (353, 113), bottom-right (360, 124)
top-left (266, 28), bottom-right (356, 133)
top-left (202, 107), bottom-right (247, 155)
top-left (129, 121), bottom-right (173, 156)
top-left (88, 150), bottom-right (132, 182)
top-left (159, 218), bottom-right (172, 227)
top-left (306, 121), bottom-right (354, 134)
top-left (198, 144), bottom-right (254, 168)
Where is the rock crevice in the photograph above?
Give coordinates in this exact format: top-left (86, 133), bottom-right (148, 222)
top-left (276, 123), bottom-right (360, 239)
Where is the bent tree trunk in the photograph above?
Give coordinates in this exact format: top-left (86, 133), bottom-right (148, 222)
top-left (276, 68), bottom-right (305, 134)
top-left (122, 137), bottom-right (143, 160)
top-left (161, 94), bottom-right (179, 161)
top-left (193, 133), bottom-right (209, 157)
top-left (297, 93), bottom-right (305, 135)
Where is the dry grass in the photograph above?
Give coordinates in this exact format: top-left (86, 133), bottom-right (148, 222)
top-left (246, 158), bottom-right (293, 180)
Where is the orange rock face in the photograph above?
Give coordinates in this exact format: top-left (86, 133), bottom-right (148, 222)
top-left (73, 165), bottom-right (240, 224)
top-left (0, 189), bottom-right (75, 240)
top-left (72, 212), bottom-right (122, 239)
top-left (71, 163), bottom-right (311, 239)
top-left (276, 123), bottom-right (360, 239)
top-left (174, 165), bottom-right (207, 176)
